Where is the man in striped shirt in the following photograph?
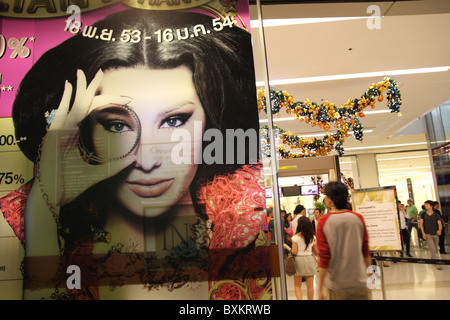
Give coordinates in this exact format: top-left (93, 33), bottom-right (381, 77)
top-left (316, 182), bottom-right (372, 300)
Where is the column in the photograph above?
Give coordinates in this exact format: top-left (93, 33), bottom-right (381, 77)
top-left (356, 153), bottom-right (380, 189)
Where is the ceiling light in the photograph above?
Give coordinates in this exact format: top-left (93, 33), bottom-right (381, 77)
top-left (364, 110), bottom-right (392, 115)
top-left (259, 117), bottom-right (296, 123)
top-left (379, 172), bottom-right (430, 177)
top-left (259, 109), bottom-right (387, 123)
top-left (378, 166), bottom-right (430, 171)
top-left (255, 66), bottom-right (450, 86)
top-left (377, 155), bottom-right (429, 161)
top-left (345, 142), bottom-right (427, 151)
top-left (379, 171), bottom-right (420, 175)
top-left (297, 129), bottom-right (373, 138)
top-left (250, 17), bottom-right (367, 28)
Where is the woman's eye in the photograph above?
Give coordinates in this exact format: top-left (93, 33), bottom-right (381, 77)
top-left (160, 113), bottom-right (191, 129)
top-left (164, 118), bottom-right (183, 128)
top-left (106, 121), bottom-right (132, 133)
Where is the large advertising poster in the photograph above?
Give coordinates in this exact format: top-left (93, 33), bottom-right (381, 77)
top-left (352, 187), bottom-right (402, 252)
top-left (0, 0), bottom-right (271, 300)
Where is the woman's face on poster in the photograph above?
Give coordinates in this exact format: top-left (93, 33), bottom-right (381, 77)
top-left (94, 65), bottom-right (206, 217)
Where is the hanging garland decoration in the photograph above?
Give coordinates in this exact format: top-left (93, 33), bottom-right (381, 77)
top-left (310, 174), bottom-right (354, 202)
top-left (341, 173), bottom-right (354, 190)
top-left (258, 77), bottom-right (402, 157)
top-left (311, 176), bottom-right (325, 202)
top-left (341, 172), bottom-right (354, 202)
top-left (260, 124), bottom-right (340, 158)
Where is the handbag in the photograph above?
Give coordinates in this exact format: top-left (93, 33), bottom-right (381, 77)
top-left (285, 253), bottom-right (296, 276)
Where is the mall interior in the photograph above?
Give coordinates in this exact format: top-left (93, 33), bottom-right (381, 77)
top-left (250, 0), bottom-right (449, 300)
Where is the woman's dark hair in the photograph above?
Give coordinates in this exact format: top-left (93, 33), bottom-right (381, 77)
top-left (284, 213), bottom-right (291, 223)
top-left (324, 181), bottom-right (349, 210)
top-left (294, 204), bottom-right (305, 215)
top-left (13, 9), bottom-right (259, 168)
top-left (295, 216), bottom-right (314, 249)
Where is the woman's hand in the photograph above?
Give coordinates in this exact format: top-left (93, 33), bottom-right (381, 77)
top-left (37, 69), bottom-right (135, 207)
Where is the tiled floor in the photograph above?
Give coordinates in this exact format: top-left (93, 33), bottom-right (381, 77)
top-left (286, 233), bottom-right (450, 300)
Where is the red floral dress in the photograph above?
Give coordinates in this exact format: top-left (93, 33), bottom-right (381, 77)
top-left (0, 180), bottom-right (32, 248)
top-left (197, 164), bottom-right (271, 300)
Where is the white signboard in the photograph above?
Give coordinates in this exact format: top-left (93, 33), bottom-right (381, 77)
top-left (352, 186), bottom-right (402, 251)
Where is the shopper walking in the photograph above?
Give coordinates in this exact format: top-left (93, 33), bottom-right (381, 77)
top-left (311, 208), bottom-right (324, 233)
top-left (420, 200), bottom-right (443, 268)
top-left (264, 207), bottom-right (272, 235)
top-left (291, 204), bottom-right (306, 238)
top-left (284, 213), bottom-right (293, 246)
top-left (287, 216), bottom-right (318, 300)
top-left (316, 182), bottom-right (372, 300)
top-left (433, 201), bottom-right (447, 254)
top-left (406, 199), bottom-right (419, 240)
top-left (267, 208), bottom-right (275, 244)
top-left (398, 201), bottom-right (412, 257)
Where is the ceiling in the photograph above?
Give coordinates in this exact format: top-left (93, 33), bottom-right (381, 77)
top-left (248, 0), bottom-right (450, 158)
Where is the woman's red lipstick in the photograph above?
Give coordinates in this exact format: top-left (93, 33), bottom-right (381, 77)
top-left (127, 178), bottom-right (173, 198)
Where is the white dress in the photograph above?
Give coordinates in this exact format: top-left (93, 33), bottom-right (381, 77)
top-left (291, 234), bottom-right (317, 276)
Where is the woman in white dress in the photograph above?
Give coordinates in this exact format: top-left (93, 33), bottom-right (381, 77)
top-left (289, 216), bottom-right (318, 300)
